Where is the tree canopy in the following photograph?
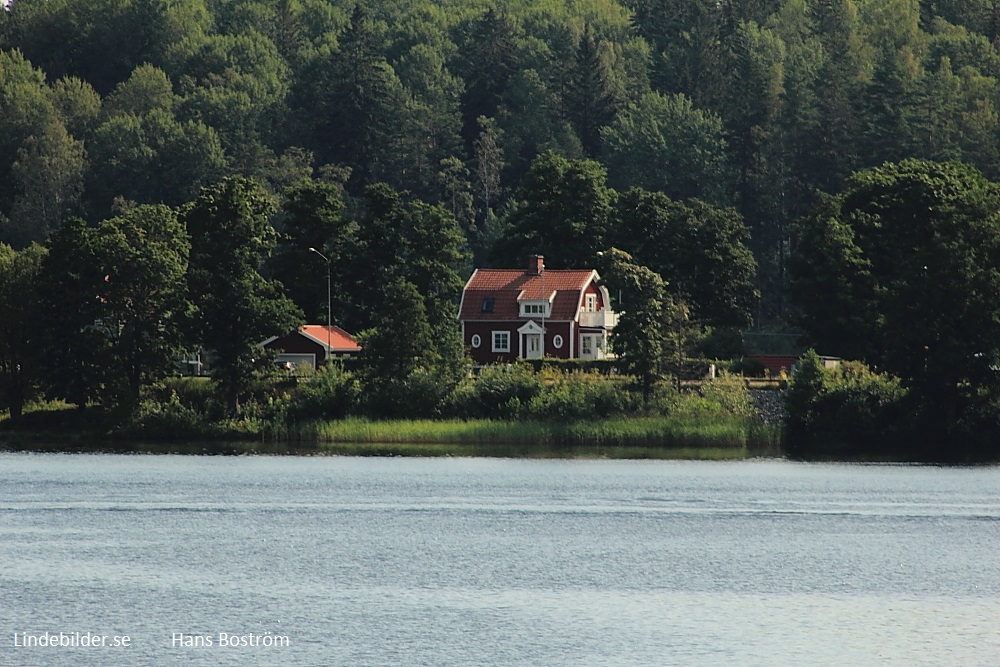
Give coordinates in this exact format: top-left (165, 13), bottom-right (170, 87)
top-left (790, 158), bottom-right (1000, 452)
top-left (3, 0), bottom-right (1000, 323)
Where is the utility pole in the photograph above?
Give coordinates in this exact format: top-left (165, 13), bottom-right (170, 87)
top-left (308, 247), bottom-right (332, 362)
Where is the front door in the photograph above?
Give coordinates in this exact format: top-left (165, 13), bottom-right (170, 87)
top-left (525, 333), bottom-right (543, 359)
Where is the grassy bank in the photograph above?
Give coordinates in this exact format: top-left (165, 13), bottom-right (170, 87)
top-left (272, 416), bottom-right (780, 459)
top-left (1, 388), bottom-right (782, 459)
top-left (297, 416), bottom-right (747, 447)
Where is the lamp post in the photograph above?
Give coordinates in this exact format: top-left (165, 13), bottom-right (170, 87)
top-left (308, 247), bottom-right (332, 362)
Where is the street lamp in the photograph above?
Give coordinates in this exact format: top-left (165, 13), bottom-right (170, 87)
top-left (308, 247), bottom-right (332, 363)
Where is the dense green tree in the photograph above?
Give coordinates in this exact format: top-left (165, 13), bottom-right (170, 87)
top-left (920, 0), bottom-right (994, 34)
top-left (85, 108), bottom-right (226, 215)
top-left (356, 278), bottom-right (438, 417)
top-left (172, 29), bottom-right (290, 173)
top-left (716, 21), bottom-right (785, 237)
top-left (83, 205), bottom-right (193, 409)
top-left (293, 5), bottom-right (404, 187)
top-left (472, 115), bottom-right (506, 220)
top-left (1, 0), bottom-right (83, 85)
top-left (392, 43), bottom-right (465, 198)
top-left (401, 197), bottom-right (471, 330)
top-left (790, 159), bottom-right (1000, 454)
top-left (35, 217), bottom-right (108, 409)
top-left (599, 248), bottom-right (669, 402)
top-left (350, 183), bottom-right (469, 334)
top-left (925, 17), bottom-right (1000, 74)
top-left (787, 193), bottom-right (876, 362)
top-left (613, 188), bottom-right (757, 327)
top-left (103, 64), bottom-right (176, 118)
top-left (860, 44), bottom-right (922, 165)
top-left (49, 76), bottom-right (101, 138)
top-left (601, 92), bottom-right (732, 205)
top-left (5, 122), bottom-right (86, 247)
top-left (436, 156), bottom-right (475, 233)
top-left (183, 177), bottom-right (303, 411)
top-left (564, 24), bottom-right (623, 156)
top-left (491, 151), bottom-right (616, 268)
top-left (784, 349), bottom-right (908, 457)
top-left (0, 49), bottom-right (61, 225)
top-left (270, 178), bottom-right (356, 323)
top-left (4, 0), bottom-right (211, 95)
top-left (38, 205), bottom-right (192, 411)
top-left (497, 68), bottom-right (582, 186)
top-left (457, 8), bottom-right (520, 147)
top-left (804, 0), bottom-right (870, 193)
top-left (0, 242), bottom-right (46, 422)
top-left (911, 57), bottom-right (964, 162)
top-left (628, 0), bottom-right (723, 104)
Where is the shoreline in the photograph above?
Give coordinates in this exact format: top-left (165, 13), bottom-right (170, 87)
top-left (0, 439), bottom-right (752, 459)
top-left (0, 416), bottom-right (776, 459)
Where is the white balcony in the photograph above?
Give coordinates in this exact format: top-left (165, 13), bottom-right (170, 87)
top-left (578, 309), bottom-right (618, 329)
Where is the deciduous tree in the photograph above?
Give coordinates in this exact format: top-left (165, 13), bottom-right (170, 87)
top-left (613, 188), bottom-right (758, 328)
top-left (790, 159), bottom-right (1000, 454)
top-left (184, 177), bottom-right (302, 412)
top-left (491, 151), bottom-right (615, 268)
top-left (0, 242), bottom-right (46, 422)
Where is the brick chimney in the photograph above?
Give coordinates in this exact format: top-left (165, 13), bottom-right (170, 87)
top-left (528, 254), bottom-right (544, 275)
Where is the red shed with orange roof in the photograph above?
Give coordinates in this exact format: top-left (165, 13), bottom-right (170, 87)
top-left (261, 324), bottom-right (361, 371)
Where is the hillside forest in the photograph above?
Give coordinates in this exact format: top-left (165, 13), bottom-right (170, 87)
top-left (5, 0), bottom-right (1000, 455)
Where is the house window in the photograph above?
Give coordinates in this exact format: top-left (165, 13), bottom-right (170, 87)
top-left (471, 334), bottom-right (481, 349)
top-left (492, 331), bottom-right (510, 353)
top-left (581, 335), bottom-right (593, 355)
top-left (585, 294), bottom-right (597, 312)
top-left (520, 302), bottom-right (547, 316)
top-left (553, 335), bottom-right (563, 349)
top-left (481, 297), bottom-right (494, 313)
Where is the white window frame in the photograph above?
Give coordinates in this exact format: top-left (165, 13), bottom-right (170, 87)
top-left (519, 301), bottom-right (548, 317)
top-left (492, 331), bottom-right (510, 353)
top-left (585, 294), bottom-right (597, 312)
top-left (553, 334), bottom-right (563, 349)
top-left (471, 334), bottom-right (481, 349)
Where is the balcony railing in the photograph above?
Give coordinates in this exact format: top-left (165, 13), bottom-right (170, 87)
top-left (578, 309), bottom-right (618, 328)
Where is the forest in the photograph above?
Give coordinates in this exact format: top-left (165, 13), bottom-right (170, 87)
top-left (4, 0), bottom-right (1000, 456)
top-left (5, 0), bottom-right (1000, 295)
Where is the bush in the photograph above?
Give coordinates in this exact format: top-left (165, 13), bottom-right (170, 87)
top-left (784, 350), bottom-right (908, 457)
top-left (699, 372), bottom-right (756, 420)
top-left (664, 373), bottom-right (755, 421)
top-left (112, 392), bottom-right (220, 439)
top-left (286, 363), bottom-right (359, 422)
top-left (451, 364), bottom-right (543, 419)
top-left (521, 371), bottom-right (639, 421)
top-left (154, 376), bottom-right (229, 421)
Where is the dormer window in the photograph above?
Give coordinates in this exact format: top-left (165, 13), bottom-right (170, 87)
top-left (481, 297), bottom-right (494, 313)
top-left (520, 301), bottom-right (548, 317)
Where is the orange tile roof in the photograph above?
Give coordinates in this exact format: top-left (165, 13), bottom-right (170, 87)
top-left (459, 268), bottom-right (597, 321)
top-left (299, 325), bottom-right (362, 352)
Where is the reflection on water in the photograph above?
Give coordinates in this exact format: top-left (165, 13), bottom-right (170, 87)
top-left (1, 455), bottom-right (998, 666)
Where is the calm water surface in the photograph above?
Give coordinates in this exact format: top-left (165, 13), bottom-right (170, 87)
top-left (0, 454), bottom-right (998, 666)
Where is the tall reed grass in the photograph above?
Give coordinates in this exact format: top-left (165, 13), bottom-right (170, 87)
top-left (296, 415), bottom-right (751, 452)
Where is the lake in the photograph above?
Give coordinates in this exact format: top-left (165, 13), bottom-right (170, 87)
top-left (1, 454), bottom-right (998, 666)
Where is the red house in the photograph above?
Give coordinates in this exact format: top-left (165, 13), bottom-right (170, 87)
top-left (458, 255), bottom-right (618, 364)
top-left (261, 325), bottom-right (361, 371)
